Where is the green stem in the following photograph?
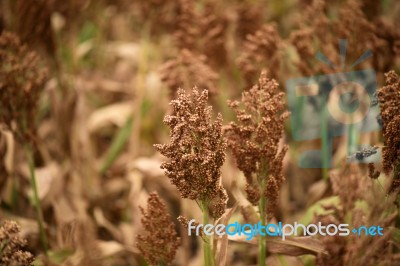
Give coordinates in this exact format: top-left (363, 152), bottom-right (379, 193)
top-left (201, 200), bottom-right (214, 266)
top-left (26, 145), bottom-right (48, 253)
top-left (347, 114), bottom-right (357, 160)
top-left (321, 105), bottom-right (329, 181)
top-left (258, 180), bottom-right (266, 266)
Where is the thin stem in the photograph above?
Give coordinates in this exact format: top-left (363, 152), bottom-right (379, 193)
top-left (258, 179), bottom-right (266, 266)
top-left (321, 105), bottom-right (330, 181)
top-left (26, 145), bottom-right (48, 253)
top-left (201, 200), bottom-right (214, 266)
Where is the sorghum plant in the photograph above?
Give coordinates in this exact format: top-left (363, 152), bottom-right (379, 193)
top-left (225, 71), bottom-right (289, 265)
top-left (237, 24), bottom-right (281, 86)
top-left (0, 220), bottom-right (34, 266)
top-left (137, 192), bottom-right (180, 266)
top-left (0, 32), bottom-right (48, 144)
top-left (155, 88), bottom-right (227, 265)
top-left (377, 70), bottom-right (400, 195)
top-left (174, 0), bottom-right (199, 51)
top-left (199, 2), bottom-right (228, 68)
top-left (159, 49), bottom-right (219, 99)
top-left (315, 165), bottom-right (400, 266)
top-left (13, 0), bottom-right (55, 56)
top-left (235, 1), bottom-right (264, 43)
top-left (0, 31), bottom-right (48, 251)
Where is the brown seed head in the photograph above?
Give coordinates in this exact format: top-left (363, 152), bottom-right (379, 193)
top-left (0, 31), bottom-right (48, 144)
top-left (154, 88), bottom-right (227, 218)
top-left (175, 0), bottom-right (199, 51)
top-left (377, 71), bottom-right (400, 178)
top-left (237, 24), bottom-right (281, 86)
top-left (199, 2), bottom-right (228, 67)
top-left (13, 0), bottom-right (55, 56)
top-left (159, 49), bottom-right (218, 99)
top-left (137, 192), bottom-right (180, 266)
top-left (235, 2), bottom-right (264, 42)
top-left (0, 220), bottom-right (34, 266)
top-left (225, 71), bottom-right (289, 216)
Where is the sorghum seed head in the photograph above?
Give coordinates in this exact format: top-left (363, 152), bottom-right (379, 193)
top-left (0, 31), bottom-right (48, 145)
top-left (154, 87), bottom-right (227, 218)
top-left (225, 71), bottom-right (289, 216)
top-left (137, 192), bottom-right (180, 266)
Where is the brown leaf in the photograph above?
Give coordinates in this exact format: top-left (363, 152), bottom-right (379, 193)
top-left (213, 205), bottom-right (237, 266)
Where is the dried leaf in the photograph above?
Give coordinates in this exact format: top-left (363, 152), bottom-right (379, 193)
top-left (87, 101), bottom-right (133, 133)
top-left (97, 240), bottom-right (125, 258)
top-left (214, 206), bottom-right (237, 266)
top-left (1, 129), bottom-right (14, 173)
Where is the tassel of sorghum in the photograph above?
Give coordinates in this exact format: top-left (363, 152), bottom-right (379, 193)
top-left (235, 1), bottom-right (264, 43)
top-left (377, 71), bottom-right (400, 193)
top-left (335, 0), bottom-right (376, 60)
top-left (155, 88), bottom-right (227, 266)
top-left (199, 2), bottom-right (228, 67)
top-left (316, 165), bottom-right (400, 266)
top-left (174, 0), bottom-right (199, 51)
top-left (225, 70), bottom-right (288, 266)
top-left (159, 49), bottom-right (218, 99)
top-left (13, 0), bottom-right (55, 56)
top-left (289, 28), bottom-right (316, 77)
top-left (0, 220), bottom-right (34, 266)
top-left (133, 0), bottom-right (178, 36)
top-left (225, 70), bottom-right (289, 217)
top-left (154, 87), bottom-right (227, 218)
top-left (0, 31), bottom-right (48, 145)
top-left (0, 31), bottom-right (49, 251)
top-left (137, 192), bottom-right (180, 266)
top-left (237, 24), bottom-right (281, 86)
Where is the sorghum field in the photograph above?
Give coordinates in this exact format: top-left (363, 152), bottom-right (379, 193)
top-left (0, 0), bottom-right (400, 265)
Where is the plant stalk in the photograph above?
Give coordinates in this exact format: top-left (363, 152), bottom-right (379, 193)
top-left (258, 180), bottom-right (266, 266)
top-left (201, 200), bottom-right (214, 266)
top-left (26, 145), bottom-right (48, 253)
top-left (321, 105), bottom-right (330, 181)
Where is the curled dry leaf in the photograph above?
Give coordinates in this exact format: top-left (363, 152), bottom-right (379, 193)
top-left (97, 240), bottom-right (127, 258)
top-left (34, 162), bottom-right (60, 201)
top-left (1, 129), bottom-right (14, 173)
top-left (87, 101), bottom-right (134, 133)
top-left (131, 157), bottom-right (165, 177)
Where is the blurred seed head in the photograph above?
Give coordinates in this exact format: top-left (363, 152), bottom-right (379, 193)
top-left (137, 192), bottom-right (180, 266)
top-left (0, 31), bottom-right (48, 145)
top-left (235, 1), bottom-right (264, 42)
top-left (199, 2), bottom-right (228, 67)
top-left (13, 0), bottom-right (55, 56)
top-left (159, 49), bottom-right (219, 99)
top-left (237, 24), bottom-right (282, 86)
